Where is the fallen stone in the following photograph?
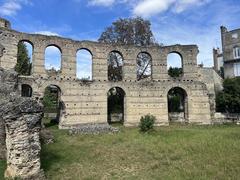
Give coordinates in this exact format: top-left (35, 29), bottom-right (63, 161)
top-left (69, 123), bottom-right (120, 135)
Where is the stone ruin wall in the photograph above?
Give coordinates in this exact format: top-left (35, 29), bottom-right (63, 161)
top-left (0, 19), bottom-right (212, 128)
top-left (0, 67), bottom-right (43, 179)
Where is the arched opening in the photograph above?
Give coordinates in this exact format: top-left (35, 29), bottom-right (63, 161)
top-left (167, 52), bottom-right (183, 77)
top-left (45, 45), bottom-right (61, 75)
top-left (108, 51), bottom-right (124, 81)
top-left (137, 52), bottom-right (152, 81)
top-left (42, 85), bottom-right (62, 126)
top-left (76, 49), bottom-right (92, 80)
top-left (21, 84), bottom-right (32, 97)
top-left (107, 87), bottom-right (125, 124)
top-left (168, 87), bottom-right (188, 123)
top-left (15, 41), bottom-right (33, 75)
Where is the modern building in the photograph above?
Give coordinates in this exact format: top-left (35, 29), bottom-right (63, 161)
top-left (221, 26), bottom-right (240, 78)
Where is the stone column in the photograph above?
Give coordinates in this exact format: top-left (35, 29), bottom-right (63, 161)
top-left (2, 98), bottom-right (44, 179)
top-left (32, 45), bottom-right (46, 76)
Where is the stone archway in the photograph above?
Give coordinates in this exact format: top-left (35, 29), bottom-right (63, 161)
top-left (21, 84), bottom-right (32, 97)
top-left (167, 87), bottom-right (188, 123)
top-left (107, 87), bottom-right (126, 124)
top-left (43, 85), bottom-right (63, 125)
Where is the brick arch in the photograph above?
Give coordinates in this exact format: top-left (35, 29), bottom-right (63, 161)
top-left (76, 48), bottom-right (93, 80)
top-left (108, 50), bottom-right (124, 82)
top-left (107, 86), bottom-right (126, 124)
top-left (42, 83), bottom-right (65, 124)
top-left (21, 84), bottom-right (33, 97)
top-left (164, 84), bottom-right (190, 97)
top-left (40, 82), bottom-right (64, 95)
top-left (136, 51), bottom-right (152, 81)
top-left (167, 86), bottom-right (189, 122)
top-left (19, 39), bottom-right (34, 48)
top-left (45, 44), bottom-right (62, 53)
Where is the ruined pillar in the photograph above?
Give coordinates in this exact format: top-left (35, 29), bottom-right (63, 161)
top-left (2, 98), bottom-right (44, 179)
top-left (0, 68), bottom-right (44, 179)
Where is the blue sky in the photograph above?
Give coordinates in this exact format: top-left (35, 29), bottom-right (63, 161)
top-left (0, 0), bottom-right (240, 75)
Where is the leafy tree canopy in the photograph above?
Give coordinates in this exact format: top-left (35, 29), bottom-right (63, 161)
top-left (15, 42), bottom-right (31, 75)
top-left (98, 17), bottom-right (157, 46)
top-left (168, 67), bottom-right (183, 78)
top-left (216, 77), bottom-right (240, 113)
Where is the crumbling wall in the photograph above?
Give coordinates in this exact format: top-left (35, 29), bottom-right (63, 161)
top-left (0, 67), bottom-right (18, 159)
top-left (0, 19), bottom-right (212, 127)
top-left (2, 98), bottom-right (44, 179)
top-left (0, 68), bottom-right (44, 179)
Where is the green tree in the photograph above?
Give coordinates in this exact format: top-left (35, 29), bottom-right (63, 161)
top-left (99, 17), bottom-right (158, 81)
top-left (168, 67), bottom-right (183, 77)
top-left (216, 77), bottom-right (240, 113)
top-left (99, 17), bottom-right (156, 46)
top-left (42, 87), bottom-right (58, 112)
top-left (15, 42), bottom-right (31, 75)
top-left (108, 51), bottom-right (123, 81)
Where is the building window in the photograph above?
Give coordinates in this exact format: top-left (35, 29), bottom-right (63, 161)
top-left (233, 46), bottom-right (240, 59)
top-left (234, 63), bottom-right (240, 76)
top-left (232, 33), bottom-right (238, 39)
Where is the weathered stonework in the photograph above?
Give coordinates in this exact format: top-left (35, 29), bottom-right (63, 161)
top-left (0, 67), bottom-right (18, 160)
top-left (2, 98), bottom-right (44, 179)
top-left (0, 67), bottom-right (44, 179)
top-left (0, 18), bottom-right (213, 128)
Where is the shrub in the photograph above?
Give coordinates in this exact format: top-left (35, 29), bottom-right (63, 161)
top-left (216, 77), bottom-right (240, 113)
top-left (139, 114), bottom-right (156, 132)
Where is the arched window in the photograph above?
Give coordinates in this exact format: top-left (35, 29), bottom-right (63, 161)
top-left (137, 52), bottom-right (152, 81)
top-left (43, 85), bottom-right (62, 124)
top-left (108, 51), bottom-right (124, 81)
top-left (76, 49), bottom-right (92, 80)
top-left (107, 87), bottom-right (125, 124)
top-left (167, 52), bottom-right (183, 77)
top-left (45, 45), bottom-right (61, 74)
top-left (21, 84), bottom-right (32, 97)
top-left (233, 46), bottom-right (240, 59)
top-left (16, 41), bottom-right (33, 75)
top-left (168, 87), bottom-right (188, 123)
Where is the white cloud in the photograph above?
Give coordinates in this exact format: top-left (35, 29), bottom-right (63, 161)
top-left (0, 0), bottom-right (31, 16)
top-left (34, 31), bottom-right (60, 36)
top-left (88, 0), bottom-right (115, 7)
top-left (174, 0), bottom-right (211, 13)
top-left (132, 0), bottom-right (211, 17)
top-left (85, 0), bottom-right (211, 17)
top-left (133, 0), bottom-right (175, 18)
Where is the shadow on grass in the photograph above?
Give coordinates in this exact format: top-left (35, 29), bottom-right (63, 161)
top-left (40, 149), bottom-right (62, 172)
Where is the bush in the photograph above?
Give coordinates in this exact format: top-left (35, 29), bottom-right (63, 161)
top-left (139, 114), bottom-right (156, 132)
top-left (216, 77), bottom-right (240, 113)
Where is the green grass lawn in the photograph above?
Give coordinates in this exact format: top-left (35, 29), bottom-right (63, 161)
top-left (0, 160), bottom-right (6, 179)
top-left (39, 124), bottom-right (240, 180)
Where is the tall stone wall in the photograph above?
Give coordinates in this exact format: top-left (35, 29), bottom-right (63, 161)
top-left (0, 19), bottom-right (212, 127)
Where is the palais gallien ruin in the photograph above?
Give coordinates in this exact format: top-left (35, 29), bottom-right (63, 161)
top-left (0, 18), bottom-right (222, 128)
